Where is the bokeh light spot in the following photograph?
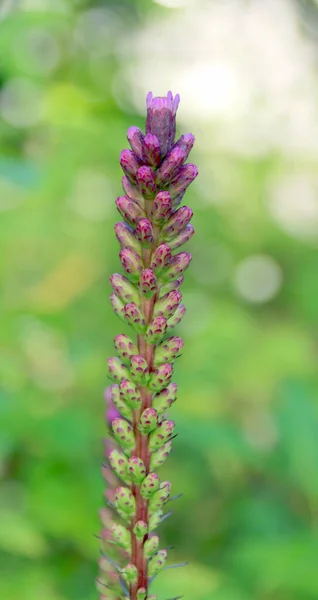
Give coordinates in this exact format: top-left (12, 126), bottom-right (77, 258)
top-left (234, 254), bottom-right (283, 304)
top-left (0, 78), bottom-right (43, 128)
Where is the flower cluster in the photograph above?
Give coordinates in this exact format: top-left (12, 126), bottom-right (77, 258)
top-left (98, 91), bottom-right (197, 600)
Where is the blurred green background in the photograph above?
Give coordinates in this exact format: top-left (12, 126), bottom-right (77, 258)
top-left (2, 0), bottom-right (318, 599)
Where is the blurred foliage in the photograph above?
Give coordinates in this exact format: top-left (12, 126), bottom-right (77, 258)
top-left (1, 1), bottom-right (318, 600)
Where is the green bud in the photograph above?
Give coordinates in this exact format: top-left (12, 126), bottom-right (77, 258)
top-left (114, 486), bottom-right (136, 517)
top-left (123, 302), bottom-right (147, 334)
top-left (133, 520), bottom-right (148, 539)
top-left (112, 418), bottom-right (135, 451)
top-left (149, 481), bottom-right (171, 513)
top-left (121, 563), bottom-right (138, 584)
top-left (140, 472), bottom-right (160, 499)
top-left (148, 549), bottom-right (167, 576)
top-left (166, 304), bottom-right (186, 331)
top-left (111, 523), bottom-right (131, 551)
top-left (138, 408), bottom-right (158, 434)
top-left (108, 449), bottom-right (130, 484)
top-left (153, 290), bottom-right (182, 320)
top-left (127, 457), bottom-right (146, 484)
top-left (114, 334), bottom-right (139, 366)
top-left (110, 273), bottom-right (140, 304)
top-left (137, 588), bottom-right (147, 600)
top-left (149, 420), bottom-right (175, 451)
top-left (110, 292), bottom-right (125, 321)
top-left (107, 357), bottom-right (130, 383)
top-left (150, 441), bottom-right (172, 470)
top-left (130, 355), bottom-right (149, 385)
top-left (153, 337), bottom-right (184, 367)
top-left (148, 363), bottom-right (173, 393)
top-left (152, 383), bottom-right (178, 415)
top-left (149, 510), bottom-right (163, 532)
top-left (109, 385), bottom-right (133, 421)
top-left (119, 379), bottom-right (142, 409)
top-left (144, 535), bottom-right (159, 558)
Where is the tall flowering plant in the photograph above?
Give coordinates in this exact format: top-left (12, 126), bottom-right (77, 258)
top-left (98, 92), bottom-right (198, 600)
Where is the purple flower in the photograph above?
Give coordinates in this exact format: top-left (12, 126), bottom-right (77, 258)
top-left (146, 91), bottom-right (180, 157)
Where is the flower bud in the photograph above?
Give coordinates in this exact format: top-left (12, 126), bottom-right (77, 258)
top-left (108, 383), bottom-right (132, 421)
top-left (136, 166), bottom-right (157, 199)
top-left (139, 268), bottom-right (157, 298)
top-left (152, 383), bottom-right (178, 414)
top-left (105, 385), bottom-right (121, 424)
top-left (162, 252), bottom-right (192, 282)
top-left (148, 549), bottom-right (168, 576)
top-left (150, 441), bottom-right (173, 470)
top-left (168, 224), bottom-right (195, 250)
top-left (112, 418), bottom-right (135, 451)
top-left (140, 472), bottom-right (160, 498)
top-left (116, 196), bottom-right (144, 226)
top-left (127, 457), bottom-right (146, 484)
top-left (146, 91), bottom-right (179, 156)
top-left (150, 243), bottom-right (171, 275)
top-left (108, 449), bottom-right (130, 484)
top-left (115, 221), bottom-right (141, 253)
top-left (133, 521), bottom-right (148, 539)
top-left (114, 486), bottom-right (136, 516)
top-left (148, 363), bottom-right (173, 393)
top-left (122, 175), bottom-right (143, 204)
top-left (134, 218), bottom-right (154, 247)
top-left (161, 206), bottom-right (193, 240)
top-left (168, 163), bottom-right (198, 199)
top-left (107, 357), bottom-right (129, 383)
top-left (146, 316), bottom-right (168, 345)
top-left (110, 292), bottom-right (125, 321)
top-left (119, 248), bottom-right (143, 282)
top-left (138, 408), bottom-right (158, 434)
top-left (149, 420), bottom-right (175, 451)
top-left (151, 191), bottom-right (172, 224)
top-left (144, 535), bottom-right (160, 558)
top-left (137, 589), bottom-right (147, 600)
top-left (149, 481), bottom-right (171, 513)
top-left (121, 563), bottom-right (138, 584)
top-left (114, 334), bottom-right (139, 366)
top-left (130, 355), bottom-right (149, 385)
top-left (127, 126), bottom-right (144, 159)
top-left (120, 149), bottom-right (142, 181)
top-left (110, 273), bottom-right (139, 304)
top-left (142, 133), bottom-right (161, 167)
top-left (111, 523), bottom-right (131, 551)
top-left (153, 290), bottom-right (182, 320)
top-left (123, 303), bottom-right (146, 334)
top-left (160, 275), bottom-right (184, 296)
top-left (119, 379), bottom-right (142, 409)
top-left (153, 336), bottom-right (184, 366)
top-left (166, 303), bottom-right (186, 330)
top-left (174, 132), bottom-right (195, 160)
top-left (156, 146), bottom-right (186, 186)
top-left (149, 510), bottom-right (163, 532)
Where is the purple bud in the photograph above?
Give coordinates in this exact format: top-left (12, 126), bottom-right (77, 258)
top-left (107, 357), bottom-right (129, 383)
top-left (134, 218), bottom-right (154, 247)
top-left (149, 420), bottom-right (175, 450)
top-left (174, 132), bottom-right (195, 160)
top-left (154, 290), bottom-right (182, 319)
top-left (169, 164), bottom-right (198, 198)
top-left (110, 273), bottom-right (139, 304)
top-left (130, 355), bottom-right (149, 385)
top-left (151, 191), bottom-right (172, 224)
top-left (169, 224), bottom-right (195, 250)
top-left (146, 316), bottom-right (168, 345)
top-left (120, 149), bottom-right (142, 181)
top-left (146, 91), bottom-right (180, 156)
top-left (150, 243), bottom-right (172, 275)
top-left (136, 166), bottom-right (157, 199)
top-left (153, 336), bottom-right (184, 367)
top-left (119, 248), bottom-right (143, 282)
top-left (162, 252), bottom-right (192, 281)
top-left (166, 303), bottom-right (186, 330)
top-left (112, 419), bottom-right (135, 451)
top-left (119, 379), bottom-right (142, 409)
top-left (139, 268), bottom-right (157, 298)
top-left (161, 206), bottom-right (193, 240)
top-left (138, 408), bottom-right (158, 434)
top-left (142, 133), bottom-right (161, 167)
top-left (114, 334), bottom-right (139, 366)
top-left (122, 175), bottom-right (143, 204)
top-left (110, 292), bottom-right (125, 320)
top-left (160, 275), bottom-right (184, 296)
top-left (156, 146), bottom-right (186, 186)
top-left (123, 302), bottom-right (146, 334)
top-left (116, 196), bottom-right (144, 226)
top-left (140, 472), bottom-right (160, 499)
top-left (114, 221), bottom-right (141, 253)
top-left (148, 363), bottom-right (173, 393)
top-left (127, 126), bottom-right (144, 159)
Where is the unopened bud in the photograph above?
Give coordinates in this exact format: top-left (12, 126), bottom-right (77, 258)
top-left (119, 379), bottom-right (142, 409)
top-left (136, 166), bottom-right (157, 199)
top-left (127, 457), bottom-right (146, 484)
top-left (140, 472), bottom-right (160, 498)
top-left (134, 218), bottom-right (154, 247)
top-left (123, 303), bottom-right (146, 334)
top-left (150, 441), bottom-right (173, 470)
top-left (139, 268), bottom-right (157, 298)
top-left (130, 355), bottom-right (149, 385)
top-left (146, 316), bottom-right (168, 345)
top-left (112, 418), bottom-right (135, 451)
top-left (142, 133), bottom-right (161, 167)
top-left (144, 535), bottom-right (159, 558)
top-left (149, 420), bottom-right (175, 451)
top-left (148, 363), bottom-right (173, 393)
top-left (119, 248), bottom-right (143, 282)
top-left (114, 486), bottom-right (136, 517)
top-left (114, 334), bottom-right (139, 366)
top-left (153, 337), bottom-right (184, 366)
top-left (138, 408), bottom-right (158, 434)
top-left (148, 549), bottom-right (168, 576)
